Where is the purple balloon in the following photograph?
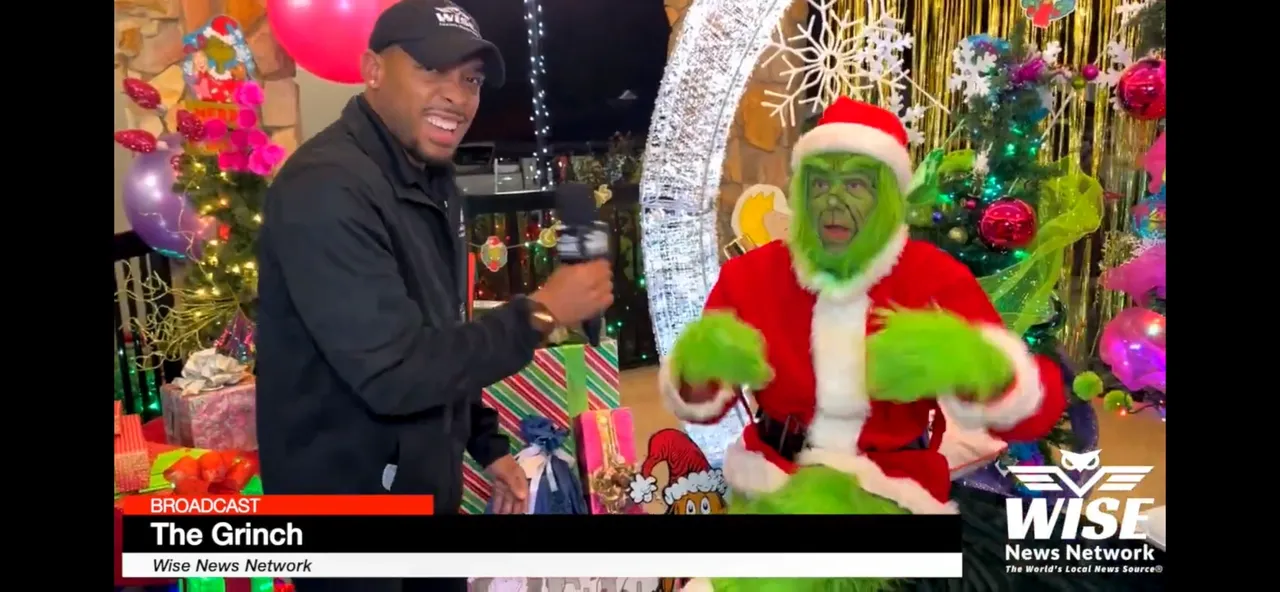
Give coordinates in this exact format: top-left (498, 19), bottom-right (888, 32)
top-left (1099, 307), bottom-right (1167, 393)
top-left (121, 147), bottom-right (211, 259)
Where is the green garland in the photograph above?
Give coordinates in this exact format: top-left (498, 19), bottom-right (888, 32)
top-left (1127, 0), bottom-right (1166, 57)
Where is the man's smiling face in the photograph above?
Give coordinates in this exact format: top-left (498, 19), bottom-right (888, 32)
top-left (802, 153), bottom-right (880, 253)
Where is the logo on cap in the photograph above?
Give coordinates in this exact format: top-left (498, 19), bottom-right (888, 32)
top-left (436, 4), bottom-right (481, 38)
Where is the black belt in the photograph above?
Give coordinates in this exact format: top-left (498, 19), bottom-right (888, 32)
top-left (755, 410), bottom-right (926, 463)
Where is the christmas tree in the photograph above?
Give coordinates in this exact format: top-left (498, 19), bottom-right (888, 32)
top-left (116, 78), bottom-right (285, 367)
top-left (909, 21), bottom-right (1106, 462)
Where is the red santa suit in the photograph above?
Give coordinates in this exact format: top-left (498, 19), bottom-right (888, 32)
top-left (661, 98), bottom-right (1067, 514)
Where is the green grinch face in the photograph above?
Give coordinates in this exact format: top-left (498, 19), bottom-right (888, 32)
top-left (788, 153), bottom-right (905, 284)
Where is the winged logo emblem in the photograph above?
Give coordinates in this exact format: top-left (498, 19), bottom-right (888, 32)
top-left (1005, 449), bottom-right (1152, 498)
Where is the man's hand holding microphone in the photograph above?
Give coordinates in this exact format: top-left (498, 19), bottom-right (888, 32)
top-left (486, 184), bottom-right (614, 514)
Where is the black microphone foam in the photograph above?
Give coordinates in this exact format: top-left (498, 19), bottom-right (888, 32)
top-left (553, 184), bottom-right (610, 346)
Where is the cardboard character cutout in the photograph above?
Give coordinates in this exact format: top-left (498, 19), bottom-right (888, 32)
top-left (180, 15), bottom-right (258, 150)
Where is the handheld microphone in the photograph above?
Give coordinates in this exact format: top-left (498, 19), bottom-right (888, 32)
top-left (554, 183), bottom-right (611, 346)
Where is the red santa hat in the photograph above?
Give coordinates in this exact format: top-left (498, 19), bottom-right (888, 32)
top-left (632, 430), bottom-right (727, 506)
top-left (204, 16), bottom-right (238, 46)
top-left (791, 96), bottom-right (914, 192)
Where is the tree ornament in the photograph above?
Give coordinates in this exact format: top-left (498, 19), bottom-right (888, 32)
top-left (1116, 58), bottom-right (1166, 121)
top-left (537, 226), bottom-right (558, 248)
top-left (1080, 64), bottom-right (1100, 81)
top-left (963, 198), bottom-right (978, 210)
top-left (978, 198), bottom-right (1037, 250)
top-left (114, 129), bottom-right (158, 154)
top-left (1071, 75), bottom-right (1086, 90)
top-left (947, 227), bottom-right (969, 243)
top-left (123, 77), bottom-right (162, 110)
top-left (478, 236), bottom-right (509, 272)
top-left (176, 110), bottom-right (206, 141)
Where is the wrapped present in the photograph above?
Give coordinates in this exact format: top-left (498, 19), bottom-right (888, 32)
top-left (495, 417), bottom-right (587, 514)
top-left (114, 402), bottom-right (149, 493)
top-left (461, 339), bottom-right (620, 514)
top-left (161, 348), bottom-right (258, 450)
top-left (576, 407), bottom-right (641, 514)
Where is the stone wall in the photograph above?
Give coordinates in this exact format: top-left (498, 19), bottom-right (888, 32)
top-left (664, 0), bottom-right (807, 249)
top-left (114, 0), bottom-right (301, 161)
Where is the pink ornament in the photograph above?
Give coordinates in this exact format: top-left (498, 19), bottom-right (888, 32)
top-left (234, 81), bottom-right (265, 108)
top-left (1142, 132), bottom-right (1166, 194)
top-left (204, 119), bottom-right (229, 141)
top-left (114, 129), bottom-right (158, 153)
top-left (123, 78), bottom-right (162, 110)
top-left (1117, 58), bottom-right (1167, 121)
top-left (218, 151), bottom-right (248, 172)
top-left (1080, 64), bottom-right (1100, 81)
top-left (978, 198), bottom-right (1037, 250)
top-left (1102, 243), bottom-right (1166, 305)
top-left (237, 108), bottom-right (259, 129)
top-left (1098, 307), bottom-right (1166, 393)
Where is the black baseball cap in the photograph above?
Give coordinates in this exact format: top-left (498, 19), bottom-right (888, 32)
top-left (368, 0), bottom-right (506, 88)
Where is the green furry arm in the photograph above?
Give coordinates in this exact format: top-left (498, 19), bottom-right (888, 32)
top-left (865, 309), bottom-right (1013, 402)
top-left (670, 312), bottom-right (773, 389)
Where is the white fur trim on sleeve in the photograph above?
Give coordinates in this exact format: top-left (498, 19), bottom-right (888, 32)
top-left (658, 358), bottom-right (739, 422)
top-left (937, 325), bottom-right (1046, 431)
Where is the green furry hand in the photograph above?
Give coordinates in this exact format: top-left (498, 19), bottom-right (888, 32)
top-left (670, 312), bottom-right (773, 389)
top-left (865, 309), bottom-right (1014, 403)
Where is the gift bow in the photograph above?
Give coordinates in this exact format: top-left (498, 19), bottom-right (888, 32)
top-left (163, 449), bottom-right (259, 494)
top-left (172, 348), bottom-right (249, 395)
top-left (516, 417), bottom-right (576, 494)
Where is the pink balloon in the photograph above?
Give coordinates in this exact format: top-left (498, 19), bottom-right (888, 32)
top-left (1098, 307), bottom-right (1166, 394)
top-left (267, 0), bottom-right (398, 84)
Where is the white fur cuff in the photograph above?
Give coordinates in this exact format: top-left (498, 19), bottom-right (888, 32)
top-left (658, 358), bottom-right (739, 423)
top-left (938, 325), bottom-right (1046, 431)
top-left (682, 578), bottom-right (714, 592)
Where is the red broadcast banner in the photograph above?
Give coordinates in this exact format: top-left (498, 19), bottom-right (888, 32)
top-left (120, 495), bottom-right (435, 516)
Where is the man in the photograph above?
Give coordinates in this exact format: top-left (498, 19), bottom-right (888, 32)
top-left (254, 1), bottom-right (612, 589)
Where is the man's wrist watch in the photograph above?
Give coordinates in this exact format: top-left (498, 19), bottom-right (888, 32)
top-left (526, 298), bottom-right (558, 336)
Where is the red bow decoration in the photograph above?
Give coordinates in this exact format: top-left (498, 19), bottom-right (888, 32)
top-left (163, 450), bottom-right (258, 494)
top-left (274, 581), bottom-right (295, 592)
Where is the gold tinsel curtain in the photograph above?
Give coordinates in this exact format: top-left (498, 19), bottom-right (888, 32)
top-left (831, 0), bottom-right (1159, 358)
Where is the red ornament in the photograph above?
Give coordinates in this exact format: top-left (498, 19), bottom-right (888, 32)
top-left (978, 198), bottom-right (1037, 250)
top-left (122, 77), bottom-right (161, 110)
top-left (176, 109), bottom-right (206, 141)
top-left (1116, 58), bottom-right (1166, 121)
top-left (113, 129), bottom-right (157, 153)
top-left (218, 223), bottom-right (232, 241)
top-left (963, 198), bottom-right (978, 210)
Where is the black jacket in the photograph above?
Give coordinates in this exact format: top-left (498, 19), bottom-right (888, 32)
top-left (254, 96), bottom-right (543, 512)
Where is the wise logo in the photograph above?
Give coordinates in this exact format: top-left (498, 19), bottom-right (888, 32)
top-left (1003, 449), bottom-right (1155, 541)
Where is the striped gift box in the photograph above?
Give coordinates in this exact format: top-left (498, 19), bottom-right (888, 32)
top-left (114, 408), bottom-right (149, 493)
top-left (461, 339), bottom-right (620, 514)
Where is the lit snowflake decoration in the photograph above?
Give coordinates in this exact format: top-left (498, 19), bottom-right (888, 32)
top-left (948, 40), bottom-right (999, 99)
top-left (1096, 41), bottom-right (1135, 110)
top-left (1115, 0), bottom-right (1154, 27)
top-left (760, 0), bottom-right (945, 138)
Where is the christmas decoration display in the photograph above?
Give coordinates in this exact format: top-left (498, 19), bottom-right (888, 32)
top-left (1097, 307), bottom-right (1166, 393)
top-left (266, 0), bottom-right (396, 84)
top-left (1022, 0), bottom-right (1076, 29)
top-left (119, 57), bottom-right (278, 368)
top-left (1115, 58), bottom-right (1166, 121)
top-left (506, 416), bottom-right (588, 514)
top-left (727, 184), bottom-right (791, 258)
top-left (156, 447), bottom-right (259, 495)
top-left (160, 349), bottom-right (258, 451)
top-left (114, 402), bottom-right (150, 493)
top-left (628, 428), bottom-right (728, 514)
top-left (461, 341), bottom-right (620, 514)
top-left (576, 407), bottom-right (642, 515)
top-left (760, 0), bottom-right (946, 141)
top-left (181, 16), bottom-right (257, 104)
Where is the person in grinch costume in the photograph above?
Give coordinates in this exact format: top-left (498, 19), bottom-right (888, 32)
top-left (664, 97), bottom-right (1068, 592)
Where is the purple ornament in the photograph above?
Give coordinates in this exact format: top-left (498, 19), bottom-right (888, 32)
top-left (1012, 58), bottom-right (1046, 84)
top-left (121, 146), bottom-right (213, 259)
top-left (1099, 307), bottom-right (1167, 393)
top-left (1081, 64), bottom-right (1100, 81)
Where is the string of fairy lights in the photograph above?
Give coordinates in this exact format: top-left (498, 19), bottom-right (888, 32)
top-left (523, 0), bottom-right (554, 189)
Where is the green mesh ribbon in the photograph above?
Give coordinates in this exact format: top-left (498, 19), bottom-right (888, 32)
top-left (978, 161), bottom-right (1102, 333)
top-left (908, 150), bottom-right (1102, 334)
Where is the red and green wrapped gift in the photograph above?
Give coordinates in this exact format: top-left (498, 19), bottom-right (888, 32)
top-left (461, 339), bottom-right (620, 514)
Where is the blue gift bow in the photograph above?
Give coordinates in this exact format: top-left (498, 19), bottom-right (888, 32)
top-left (483, 416), bottom-right (587, 515)
top-left (519, 416), bottom-right (571, 494)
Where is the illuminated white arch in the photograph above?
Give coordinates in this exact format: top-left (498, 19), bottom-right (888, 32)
top-left (638, 0), bottom-right (795, 463)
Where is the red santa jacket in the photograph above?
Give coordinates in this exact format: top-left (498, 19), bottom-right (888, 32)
top-left (659, 227), bottom-right (1066, 514)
